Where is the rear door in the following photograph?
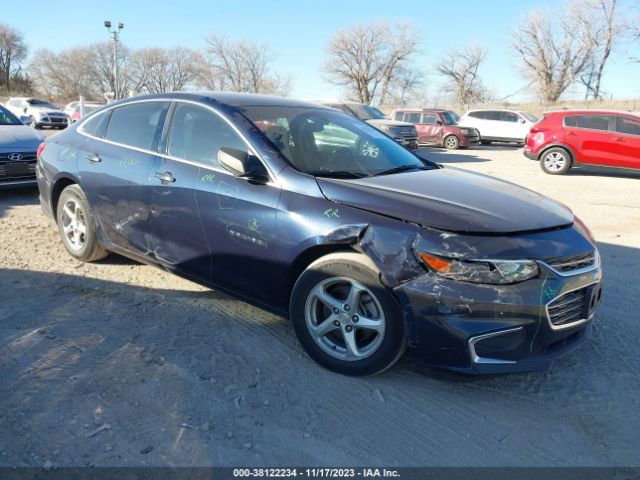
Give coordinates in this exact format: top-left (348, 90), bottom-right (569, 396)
top-left (562, 114), bottom-right (615, 166)
top-left (612, 115), bottom-right (640, 169)
top-left (420, 113), bottom-right (444, 144)
top-left (77, 100), bottom-right (170, 257)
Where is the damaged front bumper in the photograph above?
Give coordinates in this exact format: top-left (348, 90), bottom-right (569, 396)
top-left (394, 256), bottom-right (602, 374)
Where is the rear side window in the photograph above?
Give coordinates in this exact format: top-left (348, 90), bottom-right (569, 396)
top-left (615, 116), bottom-right (640, 136)
top-left (105, 101), bottom-right (170, 150)
top-left (485, 111), bottom-right (503, 121)
top-left (468, 111), bottom-right (484, 119)
top-left (403, 112), bottom-right (421, 123)
top-left (564, 115), bottom-right (611, 131)
top-left (81, 111), bottom-right (110, 138)
top-left (167, 103), bottom-right (248, 167)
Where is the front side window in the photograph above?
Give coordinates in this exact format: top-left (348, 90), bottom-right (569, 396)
top-left (615, 116), bottom-right (640, 136)
top-left (104, 101), bottom-right (170, 150)
top-left (502, 112), bottom-right (518, 122)
top-left (239, 105), bottom-right (436, 178)
top-left (564, 115), bottom-right (611, 132)
top-left (519, 111), bottom-right (538, 123)
top-left (167, 103), bottom-right (248, 166)
top-left (441, 111), bottom-right (459, 125)
top-left (421, 113), bottom-right (440, 125)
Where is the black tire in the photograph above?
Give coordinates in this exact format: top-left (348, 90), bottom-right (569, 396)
top-left (480, 139), bottom-right (492, 145)
top-left (56, 184), bottom-right (109, 262)
top-left (443, 135), bottom-right (459, 150)
top-left (539, 147), bottom-right (572, 175)
top-left (290, 252), bottom-right (407, 376)
top-left (28, 116), bottom-right (38, 129)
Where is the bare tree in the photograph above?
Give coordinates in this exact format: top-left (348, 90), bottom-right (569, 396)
top-left (435, 44), bottom-right (488, 106)
top-left (129, 47), bottom-right (199, 94)
top-left (323, 22), bottom-right (421, 105)
top-left (197, 34), bottom-right (291, 95)
top-left (0, 23), bottom-right (28, 91)
top-left (512, 6), bottom-right (598, 102)
top-left (577, 0), bottom-right (620, 99)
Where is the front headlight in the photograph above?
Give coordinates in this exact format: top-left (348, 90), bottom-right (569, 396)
top-left (461, 128), bottom-right (474, 135)
top-left (416, 251), bottom-right (539, 284)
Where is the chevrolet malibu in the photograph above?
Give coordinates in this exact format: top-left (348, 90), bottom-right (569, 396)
top-left (37, 93), bottom-right (603, 375)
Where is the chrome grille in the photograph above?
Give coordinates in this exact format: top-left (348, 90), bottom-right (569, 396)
top-left (547, 288), bottom-right (588, 326)
top-left (545, 252), bottom-right (595, 272)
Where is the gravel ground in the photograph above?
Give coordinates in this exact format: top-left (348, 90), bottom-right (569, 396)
top-left (0, 142), bottom-right (639, 467)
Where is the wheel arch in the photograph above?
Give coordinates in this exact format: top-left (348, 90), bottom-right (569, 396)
top-left (539, 143), bottom-right (576, 164)
top-left (51, 175), bottom-right (80, 223)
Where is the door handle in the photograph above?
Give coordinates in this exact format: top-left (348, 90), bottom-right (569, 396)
top-left (566, 132), bottom-right (576, 137)
top-left (86, 153), bottom-right (101, 163)
top-left (614, 137), bottom-right (625, 142)
top-left (154, 171), bottom-right (175, 184)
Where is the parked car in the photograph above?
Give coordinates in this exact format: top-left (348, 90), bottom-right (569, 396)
top-left (0, 104), bottom-right (45, 189)
top-left (524, 110), bottom-right (640, 174)
top-left (322, 102), bottom-right (418, 150)
top-left (5, 97), bottom-right (69, 129)
top-left (391, 108), bottom-right (479, 149)
top-left (459, 109), bottom-right (537, 145)
top-left (37, 92), bottom-right (602, 375)
top-left (68, 103), bottom-right (103, 123)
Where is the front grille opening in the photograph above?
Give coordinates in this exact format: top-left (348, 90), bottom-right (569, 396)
top-left (547, 288), bottom-right (588, 326)
top-left (545, 252), bottom-right (595, 272)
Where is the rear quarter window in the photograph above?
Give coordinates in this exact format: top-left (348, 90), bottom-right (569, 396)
top-left (81, 111), bottom-right (111, 138)
top-left (104, 101), bottom-right (170, 151)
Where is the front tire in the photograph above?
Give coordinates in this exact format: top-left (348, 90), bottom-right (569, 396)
top-left (443, 135), bottom-right (459, 150)
top-left (540, 147), bottom-right (572, 175)
top-left (290, 252), bottom-right (406, 376)
top-left (56, 184), bottom-right (109, 262)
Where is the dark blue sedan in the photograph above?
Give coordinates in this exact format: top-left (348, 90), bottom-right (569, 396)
top-left (37, 92), bottom-right (602, 375)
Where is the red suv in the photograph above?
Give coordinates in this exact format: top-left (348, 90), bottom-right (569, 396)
top-left (524, 110), bottom-right (640, 174)
top-left (391, 109), bottom-right (479, 149)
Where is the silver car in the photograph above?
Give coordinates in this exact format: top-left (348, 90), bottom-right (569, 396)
top-left (5, 97), bottom-right (69, 130)
top-left (0, 105), bottom-right (44, 189)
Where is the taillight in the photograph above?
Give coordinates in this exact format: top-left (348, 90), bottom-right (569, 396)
top-left (37, 142), bottom-right (46, 160)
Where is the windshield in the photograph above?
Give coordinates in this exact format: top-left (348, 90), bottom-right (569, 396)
top-left (0, 106), bottom-right (21, 125)
top-left (441, 111), bottom-right (459, 125)
top-left (27, 99), bottom-right (57, 109)
top-left (239, 105), bottom-right (437, 178)
top-left (519, 111), bottom-right (538, 123)
top-left (345, 104), bottom-right (385, 121)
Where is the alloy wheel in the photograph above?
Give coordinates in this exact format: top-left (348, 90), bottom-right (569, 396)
top-left (543, 151), bottom-right (567, 172)
top-left (304, 277), bottom-right (386, 361)
top-left (61, 199), bottom-right (87, 251)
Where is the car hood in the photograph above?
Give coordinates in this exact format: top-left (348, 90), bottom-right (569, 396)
top-left (29, 106), bottom-right (65, 114)
top-left (366, 119), bottom-right (415, 128)
top-left (0, 125), bottom-right (44, 150)
top-left (316, 167), bottom-right (574, 234)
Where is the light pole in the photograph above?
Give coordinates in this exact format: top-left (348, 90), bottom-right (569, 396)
top-left (104, 20), bottom-right (124, 100)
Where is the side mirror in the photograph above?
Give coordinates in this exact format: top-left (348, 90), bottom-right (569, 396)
top-left (218, 147), bottom-right (269, 183)
top-left (436, 120), bottom-right (443, 126)
top-left (519, 118), bottom-right (526, 124)
top-left (23, 107), bottom-right (28, 114)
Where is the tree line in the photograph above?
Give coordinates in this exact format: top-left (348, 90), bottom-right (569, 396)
top-left (0, 0), bottom-right (637, 105)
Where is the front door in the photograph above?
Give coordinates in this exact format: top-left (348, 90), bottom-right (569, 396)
top-left (420, 113), bottom-right (444, 144)
top-left (161, 101), bottom-right (281, 300)
top-left (612, 116), bottom-right (640, 169)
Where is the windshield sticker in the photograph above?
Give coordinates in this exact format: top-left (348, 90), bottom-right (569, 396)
top-left (201, 174), bottom-right (216, 184)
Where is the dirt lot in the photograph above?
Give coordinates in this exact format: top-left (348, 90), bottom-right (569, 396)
top-left (1, 142), bottom-right (639, 467)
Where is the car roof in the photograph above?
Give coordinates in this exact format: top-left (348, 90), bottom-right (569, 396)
top-left (393, 108), bottom-right (451, 112)
top-left (543, 109), bottom-right (639, 116)
top-left (112, 91), bottom-right (332, 110)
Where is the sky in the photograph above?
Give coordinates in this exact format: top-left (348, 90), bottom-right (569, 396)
top-left (4, 0), bottom-right (640, 103)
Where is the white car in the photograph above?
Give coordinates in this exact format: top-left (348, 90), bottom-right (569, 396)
top-left (5, 97), bottom-right (69, 130)
top-left (458, 109), bottom-right (538, 145)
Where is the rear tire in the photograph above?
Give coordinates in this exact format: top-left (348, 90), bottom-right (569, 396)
top-left (290, 252), bottom-right (406, 376)
top-left (443, 135), bottom-right (459, 150)
top-left (480, 139), bottom-right (492, 145)
top-left (56, 184), bottom-right (109, 262)
top-left (540, 147), bottom-right (572, 175)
